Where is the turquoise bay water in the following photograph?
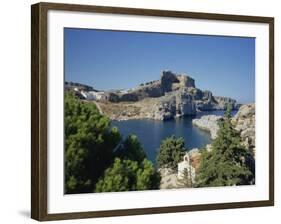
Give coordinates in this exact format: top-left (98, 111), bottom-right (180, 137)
top-left (111, 110), bottom-right (237, 163)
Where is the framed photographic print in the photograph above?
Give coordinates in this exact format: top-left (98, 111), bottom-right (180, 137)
top-left (31, 2), bottom-right (274, 221)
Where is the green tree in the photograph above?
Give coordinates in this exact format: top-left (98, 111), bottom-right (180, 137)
top-left (177, 168), bottom-right (193, 188)
top-left (115, 134), bottom-right (146, 163)
top-left (64, 92), bottom-right (121, 193)
top-left (95, 158), bottom-right (135, 192)
top-left (136, 159), bottom-right (161, 190)
top-left (196, 106), bottom-right (254, 187)
top-left (96, 133), bottom-right (160, 192)
top-left (156, 136), bottom-right (186, 170)
top-left (95, 158), bottom-right (160, 192)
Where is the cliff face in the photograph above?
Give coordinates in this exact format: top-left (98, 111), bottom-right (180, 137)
top-left (105, 71), bottom-right (196, 102)
top-left (103, 71), bottom-right (237, 109)
top-left (98, 90), bottom-right (197, 121)
top-left (149, 89), bottom-right (197, 120)
top-left (232, 104), bottom-right (255, 152)
top-left (67, 70), bottom-right (239, 120)
top-left (192, 115), bottom-right (223, 139)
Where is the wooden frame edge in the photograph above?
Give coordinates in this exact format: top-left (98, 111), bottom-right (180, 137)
top-left (269, 18), bottom-right (274, 204)
top-left (40, 200), bottom-right (273, 221)
top-left (31, 3), bottom-right (48, 221)
top-left (36, 2), bottom-right (274, 23)
top-left (31, 3), bottom-right (40, 220)
top-left (31, 2), bottom-right (274, 221)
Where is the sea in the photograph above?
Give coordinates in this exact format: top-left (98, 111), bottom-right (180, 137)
top-left (111, 110), bottom-right (237, 163)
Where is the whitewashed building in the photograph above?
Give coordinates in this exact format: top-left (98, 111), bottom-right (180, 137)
top-left (177, 153), bottom-right (196, 183)
top-left (81, 91), bottom-right (106, 101)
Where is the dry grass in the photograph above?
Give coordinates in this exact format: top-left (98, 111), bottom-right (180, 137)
top-left (98, 101), bottom-right (142, 120)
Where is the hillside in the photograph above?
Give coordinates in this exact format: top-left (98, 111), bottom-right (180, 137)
top-left (65, 70), bottom-right (240, 120)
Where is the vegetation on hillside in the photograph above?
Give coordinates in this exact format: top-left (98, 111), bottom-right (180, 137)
top-left (196, 105), bottom-right (255, 187)
top-left (156, 136), bottom-right (186, 171)
top-left (95, 158), bottom-right (160, 192)
top-left (115, 135), bottom-right (146, 163)
top-left (64, 92), bottom-right (160, 193)
top-left (65, 93), bottom-right (255, 193)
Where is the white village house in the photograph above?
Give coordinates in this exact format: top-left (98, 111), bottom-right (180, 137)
top-left (80, 91), bottom-right (106, 101)
top-left (177, 153), bottom-right (196, 183)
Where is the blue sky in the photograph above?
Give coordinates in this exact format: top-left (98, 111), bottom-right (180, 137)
top-left (64, 28), bottom-right (255, 103)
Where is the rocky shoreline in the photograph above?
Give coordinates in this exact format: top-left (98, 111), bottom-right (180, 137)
top-left (159, 104), bottom-right (255, 189)
top-left (192, 115), bottom-right (223, 139)
top-left (191, 104), bottom-right (255, 150)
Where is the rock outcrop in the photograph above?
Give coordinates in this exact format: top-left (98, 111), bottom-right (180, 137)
top-left (161, 71), bottom-right (195, 92)
top-left (191, 104), bottom-right (255, 150)
top-left (104, 71), bottom-right (197, 102)
top-left (159, 168), bottom-right (178, 189)
top-left (98, 70), bottom-right (237, 108)
top-left (192, 115), bottom-right (223, 139)
top-left (149, 90), bottom-right (196, 120)
top-left (213, 96), bottom-right (238, 110)
top-left (67, 70), bottom-right (239, 120)
top-left (232, 104), bottom-right (255, 151)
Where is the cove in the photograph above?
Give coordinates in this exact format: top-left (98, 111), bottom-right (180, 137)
top-left (111, 110), bottom-right (237, 163)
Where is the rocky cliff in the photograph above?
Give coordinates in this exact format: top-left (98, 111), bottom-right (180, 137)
top-left (232, 104), bottom-right (255, 152)
top-left (103, 71), bottom-right (237, 109)
top-left (104, 71), bottom-right (196, 102)
top-left (98, 90), bottom-right (197, 121)
top-left (192, 115), bottom-right (223, 139)
top-left (68, 70), bottom-right (239, 120)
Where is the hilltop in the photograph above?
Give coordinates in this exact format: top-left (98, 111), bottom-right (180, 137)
top-left (65, 70), bottom-right (240, 120)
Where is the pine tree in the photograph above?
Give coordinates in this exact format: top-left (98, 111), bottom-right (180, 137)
top-left (115, 134), bottom-right (147, 163)
top-left (177, 168), bottom-right (193, 188)
top-left (95, 158), bottom-right (160, 192)
top-left (64, 92), bottom-right (122, 193)
top-left (196, 105), bottom-right (254, 187)
top-left (156, 136), bottom-right (186, 171)
top-left (65, 92), bottom-right (161, 193)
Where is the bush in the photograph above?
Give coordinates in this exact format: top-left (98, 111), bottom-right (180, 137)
top-left (115, 134), bottom-right (146, 163)
top-left (196, 106), bottom-right (254, 187)
top-left (65, 92), bottom-right (161, 193)
top-left (95, 158), bottom-right (160, 192)
top-left (156, 135), bottom-right (186, 170)
top-left (64, 92), bottom-right (121, 193)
